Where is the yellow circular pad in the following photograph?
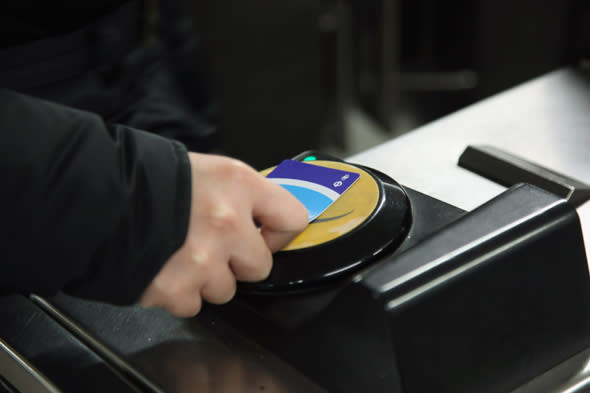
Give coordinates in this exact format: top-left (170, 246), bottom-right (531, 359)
top-left (261, 160), bottom-right (380, 251)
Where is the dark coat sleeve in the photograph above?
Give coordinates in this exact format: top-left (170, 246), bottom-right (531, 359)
top-left (0, 89), bottom-right (191, 305)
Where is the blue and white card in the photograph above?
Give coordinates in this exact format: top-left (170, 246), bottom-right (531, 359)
top-left (267, 159), bottom-right (360, 222)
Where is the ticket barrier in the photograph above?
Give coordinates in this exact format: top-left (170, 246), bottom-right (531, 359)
top-left (1, 151), bottom-right (589, 393)
top-left (214, 151), bottom-right (590, 393)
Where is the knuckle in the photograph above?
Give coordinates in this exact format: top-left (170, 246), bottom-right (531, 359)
top-left (167, 302), bottom-right (184, 316)
top-left (153, 273), bottom-right (183, 300)
top-left (190, 250), bottom-right (212, 274)
top-left (208, 203), bottom-right (240, 231)
top-left (225, 159), bottom-right (261, 188)
top-left (238, 251), bottom-right (273, 282)
top-left (220, 280), bottom-right (237, 303)
top-left (225, 157), bottom-right (253, 173)
top-left (216, 157), bottom-right (251, 178)
top-left (168, 299), bottom-right (202, 318)
top-left (204, 278), bottom-right (236, 305)
top-left (163, 282), bottom-right (185, 301)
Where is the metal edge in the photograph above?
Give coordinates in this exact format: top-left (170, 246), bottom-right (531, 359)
top-left (29, 295), bottom-right (163, 393)
top-left (0, 337), bottom-right (62, 393)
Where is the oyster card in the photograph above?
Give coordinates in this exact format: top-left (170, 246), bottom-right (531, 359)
top-left (266, 159), bottom-right (360, 222)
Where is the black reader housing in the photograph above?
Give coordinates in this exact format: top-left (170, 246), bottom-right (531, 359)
top-left (214, 152), bottom-right (590, 393)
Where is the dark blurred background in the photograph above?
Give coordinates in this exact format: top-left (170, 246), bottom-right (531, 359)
top-left (178, 0), bottom-right (589, 169)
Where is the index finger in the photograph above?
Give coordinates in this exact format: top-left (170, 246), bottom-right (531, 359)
top-left (252, 177), bottom-right (308, 251)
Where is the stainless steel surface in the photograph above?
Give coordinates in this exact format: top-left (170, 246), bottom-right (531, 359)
top-left (0, 338), bottom-right (62, 393)
top-left (510, 348), bottom-right (590, 393)
top-left (349, 67), bottom-right (590, 261)
top-left (349, 67), bottom-right (590, 392)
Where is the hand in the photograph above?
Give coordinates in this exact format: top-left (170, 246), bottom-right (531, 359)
top-left (139, 153), bottom-right (308, 317)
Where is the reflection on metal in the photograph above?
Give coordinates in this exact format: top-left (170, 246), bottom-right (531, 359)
top-left (554, 353), bottom-right (590, 393)
top-left (0, 338), bottom-right (61, 393)
top-left (29, 295), bottom-right (162, 393)
top-left (510, 348), bottom-right (590, 393)
top-left (558, 375), bottom-right (590, 393)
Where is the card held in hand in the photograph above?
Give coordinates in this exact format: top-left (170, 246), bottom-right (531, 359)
top-left (266, 159), bottom-right (360, 222)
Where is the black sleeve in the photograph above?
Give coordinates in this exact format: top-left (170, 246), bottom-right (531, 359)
top-left (0, 89), bottom-right (191, 305)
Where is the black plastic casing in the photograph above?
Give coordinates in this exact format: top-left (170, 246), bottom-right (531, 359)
top-left (217, 183), bottom-right (590, 393)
